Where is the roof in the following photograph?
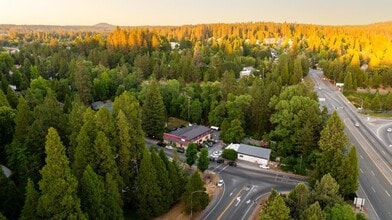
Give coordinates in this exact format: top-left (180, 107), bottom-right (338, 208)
top-left (168, 125), bottom-right (210, 141)
top-left (91, 101), bottom-right (113, 112)
top-left (1, 165), bottom-right (12, 178)
top-left (227, 143), bottom-right (271, 159)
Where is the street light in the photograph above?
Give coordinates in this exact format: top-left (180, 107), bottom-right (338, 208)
top-left (190, 190), bottom-right (206, 219)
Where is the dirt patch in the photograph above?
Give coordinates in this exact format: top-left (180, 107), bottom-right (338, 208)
top-left (154, 171), bottom-right (222, 220)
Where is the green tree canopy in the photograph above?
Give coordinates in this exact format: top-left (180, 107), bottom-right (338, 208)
top-left (185, 143), bottom-right (198, 166)
top-left (37, 128), bottom-right (85, 219)
top-left (142, 79), bottom-right (166, 139)
top-left (259, 195), bottom-right (291, 220)
top-left (183, 171), bottom-right (209, 214)
top-left (197, 148), bottom-right (209, 172)
top-left (221, 148), bottom-right (238, 161)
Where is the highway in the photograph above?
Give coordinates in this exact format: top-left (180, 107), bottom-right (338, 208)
top-left (309, 69), bottom-right (392, 220)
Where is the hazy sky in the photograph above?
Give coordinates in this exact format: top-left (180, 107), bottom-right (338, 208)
top-left (2, 0), bottom-right (392, 26)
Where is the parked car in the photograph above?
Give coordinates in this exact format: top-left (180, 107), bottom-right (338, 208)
top-left (157, 141), bottom-right (165, 147)
top-left (355, 122), bottom-right (360, 127)
top-left (259, 164), bottom-right (270, 169)
top-left (209, 156), bottom-right (216, 162)
top-left (176, 148), bottom-right (185, 153)
top-left (387, 128), bottom-right (392, 132)
top-left (165, 145), bottom-right (173, 150)
top-left (228, 161), bottom-right (237, 167)
top-left (217, 179), bottom-right (224, 187)
top-left (216, 158), bottom-right (224, 164)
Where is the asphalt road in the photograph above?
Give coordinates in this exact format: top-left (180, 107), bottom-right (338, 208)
top-left (309, 69), bottom-right (392, 220)
top-left (200, 162), bottom-right (303, 220)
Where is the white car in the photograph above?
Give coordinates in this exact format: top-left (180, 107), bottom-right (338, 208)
top-left (165, 145), bottom-right (173, 150)
top-left (259, 164), bottom-right (270, 169)
top-left (387, 128), bottom-right (392, 132)
top-left (217, 179), bottom-right (224, 187)
top-left (355, 122), bottom-right (360, 127)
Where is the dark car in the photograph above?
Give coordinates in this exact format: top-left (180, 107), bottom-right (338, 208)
top-left (209, 156), bottom-right (216, 162)
top-left (228, 161), bottom-right (237, 167)
top-left (176, 148), bottom-right (185, 153)
top-left (216, 158), bottom-right (224, 164)
top-left (157, 141), bottom-right (165, 147)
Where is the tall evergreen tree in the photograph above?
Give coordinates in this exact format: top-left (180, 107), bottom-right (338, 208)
top-left (37, 128), bottom-right (85, 219)
top-left (336, 146), bottom-right (359, 197)
top-left (311, 174), bottom-right (343, 209)
top-left (92, 131), bottom-right (121, 186)
top-left (287, 182), bottom-right (310, 219)
top-left (259, 195), bottom-right (290, 220)
top-left (183, 171), bottom-right (209, 214)
top-left (66, 96), bottom-right (86, 163)
top-left (72, 108), bottom-right (97, 178)
top-left (20, 178), bottom-right (39, 220)
top-left (142, 79), bottom-right (166, 139)
top-left (116, 110), bottom-right (132, 187)
top-left (80, 165), bottom-right (106, 219)
top-left (104, 173), bottom-right (124, 220)
top-left (300, 201), bottom-right (325, 220)
top-left (95, 107), bottom-right (118, 153)
top-left (151, 150), bottom-right (172, 213)
top-left (314, 111), bottom-right (349, 182)
top-left (137, 148), bottom-right (162, 219)
top-left (185, 143), bottom-right (198, 166)
top-left (197, 148), bottom-right (209, 172)
top-left (113, 92), bottom-right (145, 163)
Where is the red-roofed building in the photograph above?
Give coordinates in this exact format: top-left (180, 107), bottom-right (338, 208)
top-left (163, 125), bottom-right (211, 148)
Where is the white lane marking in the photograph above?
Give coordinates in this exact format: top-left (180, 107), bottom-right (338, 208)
top-left (360, 168), bottom-right (364, 174)
top-left (386, 190), bottom-right (391, 197)
top-left (371, 170), bottom-right (375, 176)
top-left (218, 165), bottom-right (228, 174)
top-left (381, 150), bottom-right (386, 155)
top-left (360, 154), bottom-right (364, 159)
top-left (235, 196), bottom-right (241, 207)
top-left (371, 187), bottom-right (376, 193)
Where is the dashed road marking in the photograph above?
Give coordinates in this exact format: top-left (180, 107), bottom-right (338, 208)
top-left (360, 168), bottom-right (364, 174)
top-left (371, 187), bottom-right (376, 193)
top-left (371, 170), bottom-right (375, 176)
top-left (360, 154), bottom-right (364, 159)
top-left (386, 190), bottom-right (391, 197)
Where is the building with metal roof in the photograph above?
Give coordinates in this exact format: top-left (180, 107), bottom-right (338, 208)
top-left (226, 143), bottom-right (271, 166)
top-left (163, 125), bottom-right (211, 148)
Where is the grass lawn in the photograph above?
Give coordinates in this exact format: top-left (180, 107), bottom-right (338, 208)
top-left (167, 117), bottom-right (189, 129)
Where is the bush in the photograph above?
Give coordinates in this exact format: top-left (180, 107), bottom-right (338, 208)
top-left (221, 149), bottom-right (237, 161)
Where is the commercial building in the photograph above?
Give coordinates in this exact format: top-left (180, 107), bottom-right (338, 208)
top-left (226, 143), bottom-right (271, 166)
top-left (163, 125), bottom-right (211, 148)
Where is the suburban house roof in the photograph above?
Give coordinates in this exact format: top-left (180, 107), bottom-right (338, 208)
top-left (226, 143), bottom-right (271, 159)
top-left (168, 125), bottom-right (210, 141)
top-left (91, 101), bottom-right (113, 112)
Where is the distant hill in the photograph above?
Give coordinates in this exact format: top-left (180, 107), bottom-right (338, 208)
top-left (93, 23), bottom-right (115, 28)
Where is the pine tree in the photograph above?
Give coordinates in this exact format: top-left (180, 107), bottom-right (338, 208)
top-left (66, 96), bottom-right (86, 163)
top-left (151, 150), bottom-right (172, 213)
top-left (300, 201), bottom-right (325, 220)
top-left (197, 148), bottom-right (209, 172)
top-left (93, 131), bottom-right (121, 186)
top-left (183, 171), bottom-right (209, 214)
top-left (113, 92), bottom-right (145, 163)
top-left (137, 148), bottom-right (162, 219)
top-left (104, 173), bottom-right (124, 220)
top-left (116, 110), bottom-right (132, 187)
top-left (314, 111), bottom-right (348, 181)
top-left (37, 128), bottom-right (86, 219)
top-left (72, 108), bottom-right (97, 178)
top-left (20, 178), bottom-right (39, 220)
top-left (80, 165), bottom-right (106, 219)
top-left (287, 182), bottom-right (309, 219)
top-left (186, 143), bottom-right (198, 166)
top-left (95, 107), bottom-right (118, 153)
top-left (336, 146), bottom-right (359, 197)
top-left (142, 79), bottom-right (166, 139)
top-left (311, 174), bottom-right (343, 209)
top-left (259, 195), bottom-right (290, 220)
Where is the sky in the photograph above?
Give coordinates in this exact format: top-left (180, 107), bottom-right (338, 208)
top-left (1, 0), bottom-right (392, 26)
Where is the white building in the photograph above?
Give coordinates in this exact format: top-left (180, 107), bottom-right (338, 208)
top-left (226, 143), bottom-right (271, 166)
top-left (239, 66), bottom-right (257, 78)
